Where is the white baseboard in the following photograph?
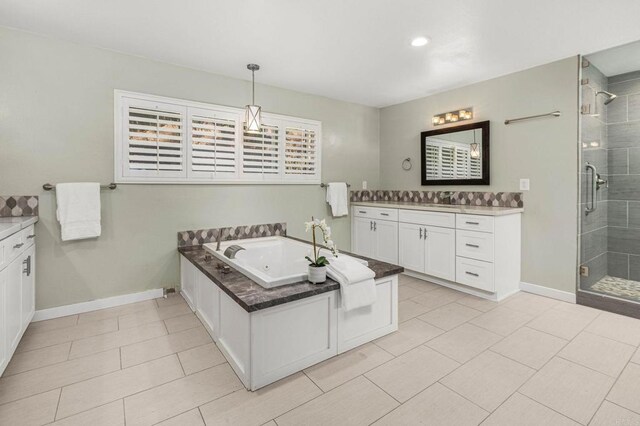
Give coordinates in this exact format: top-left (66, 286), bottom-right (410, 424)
top-left (32, 288), bottom-right (164, 322)
top-left (520, 281), bottom-right (576, 303)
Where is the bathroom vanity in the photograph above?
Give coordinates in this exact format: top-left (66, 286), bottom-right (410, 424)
top-left (0, 216), bottom-right (37, 376)
top-left (179, 240), bottom-right (402, 391)
top-left (351, 202), bottom-right (523, 300)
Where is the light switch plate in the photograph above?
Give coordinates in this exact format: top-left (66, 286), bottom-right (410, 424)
top-left (362, 181), bottom-right (367, 190)
top-left (519, 179), bottom-right (530, 191)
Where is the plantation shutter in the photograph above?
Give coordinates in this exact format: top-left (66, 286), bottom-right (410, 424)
top-left (425, 144), bottom-right (440, 179)
top-left (123, 98), bottom-right (186, 179)
top-left (455, 147), bottom-right (470, 178)
top-left (284, 126), bottom-right (318, 179)
top-left (189, 108), bottom-right (238, 178)
top-left (242, 124), bottom-right (280, 176)
top-left (470, 155), bottom-right (482, 178)
top-left (440, 146), bottom-right (455, 179)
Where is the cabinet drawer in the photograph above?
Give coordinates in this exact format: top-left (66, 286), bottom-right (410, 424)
top-left (22, 225), bottom-right (36, 247)
top-left (456, 230), bottom-right (494, 262)
top-left (353, 207), bottom-right (398, 221)
top-left (399, 209), bottom-right (455, 228)
top-left (456, 214), bottom-right (494, 233)
top-left (456, 257), bottom-right (495, 292)
top-left (4, 232), bottom-right (24, 264)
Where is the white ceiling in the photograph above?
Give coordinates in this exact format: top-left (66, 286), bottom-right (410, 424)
top-left (587, 40), bottom-right (640, 77)
top-left (2, 0), bottom-right (640, 107)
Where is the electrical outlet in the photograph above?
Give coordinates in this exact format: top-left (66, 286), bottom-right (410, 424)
top-left (519, 179), bottom-right (530, 191)
top-left (580, 265), bottom-right (589, 277)
top-left (362, 181), bottom-right (367, 190)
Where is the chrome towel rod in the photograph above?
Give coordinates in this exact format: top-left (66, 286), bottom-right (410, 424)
top-left (43, 183), bottom-right (117, 191)
top-left (504, 110), bottom-right (561, 125)
top-left (320, 183), bottom-right (351, 188)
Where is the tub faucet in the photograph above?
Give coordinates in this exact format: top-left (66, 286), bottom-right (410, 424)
top-left (216, 232), bottom-right (223, 251)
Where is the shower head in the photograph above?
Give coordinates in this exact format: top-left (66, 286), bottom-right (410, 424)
top-left (595, 90), bottom-right (618, 105)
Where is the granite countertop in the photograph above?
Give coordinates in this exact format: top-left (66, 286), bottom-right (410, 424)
top-left (0, 216), bottom-right (38, 240)
top-left (178, 238), bottom-right (404, 313)
top-left (351, 201), bottom-right (524, 216)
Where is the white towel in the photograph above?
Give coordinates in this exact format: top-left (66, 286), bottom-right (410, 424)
top-left (55, 183), bottom-right (101, 241)
top-left (327, 256), bottom-right (376, 311)
top-left (325, 182), bottom-right (349, 217)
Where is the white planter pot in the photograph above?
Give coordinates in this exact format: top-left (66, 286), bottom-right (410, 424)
top-left (308, 265), bottom-right (327, 284)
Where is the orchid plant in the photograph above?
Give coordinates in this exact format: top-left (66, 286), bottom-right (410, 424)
top-left (305, 217), bottom-right (338, 267)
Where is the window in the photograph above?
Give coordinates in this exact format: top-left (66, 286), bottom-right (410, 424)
top-left (424, 139), bottom-right (478, 180)
top-left (115, 91), bottom-right (321, 184)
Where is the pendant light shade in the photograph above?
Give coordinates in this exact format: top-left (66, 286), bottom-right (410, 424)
top-left (470, 129), bottom-right (480, 159)
top-left (245, 63), bottom-right (261, 131)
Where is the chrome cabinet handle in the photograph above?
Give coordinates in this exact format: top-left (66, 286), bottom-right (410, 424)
top-left (465, 271), bottom-right (479, 277)
top-left (465, 221), bottom-right (479, 225)
top-left (373, 221), bottom-right (377, 231)
top-left (359, 210), bottom-right (366, 214)
top-left (370, 221), bottom-right (373, 231)
top-left (419, 228), bottom-right (423, 239)
top-left (423, 228), bottom-right (428, 239)
top-left (13, 243), bottom-right (24, 249)
top-left (27, 234), bottom-right (35, 239)
top-left (465, 243), bottom-right (480, 248)
top-left (22, 255), bottom-right (31, 276)
top-left (380, 213), bottom-right (389, 216)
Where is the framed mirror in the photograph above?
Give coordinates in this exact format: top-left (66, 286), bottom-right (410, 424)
top-left (420, 120), bottom-right (490, 185)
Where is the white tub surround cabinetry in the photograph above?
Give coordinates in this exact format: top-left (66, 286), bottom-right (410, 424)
top-left (0, 216), bottom-right (38, 376)
top-left (179, 243), bottom-right (401, 391)
top-left (351, 202), bottom-right (522, 301)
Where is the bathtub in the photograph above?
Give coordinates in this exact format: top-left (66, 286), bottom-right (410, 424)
top-left (203, 236), bottom-right (367, 289)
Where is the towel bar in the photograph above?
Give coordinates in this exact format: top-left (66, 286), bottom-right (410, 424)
top-left (320, 183), bottom-right (351, 188)
top-left (43, 183), bottom-right (117, 191)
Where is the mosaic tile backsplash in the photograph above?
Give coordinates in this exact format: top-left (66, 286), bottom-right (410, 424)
top-left (350, 190), bottom-right (523, 208)
top-left (0, 196), bottom-right (39, 217)
top-left (178, 222), bottom-right (287, 247)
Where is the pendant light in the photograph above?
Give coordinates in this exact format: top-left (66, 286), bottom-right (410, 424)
top-left (470, 129), bottom-right (480, 159)
top-left (245, 63), bottom-right (261, 131)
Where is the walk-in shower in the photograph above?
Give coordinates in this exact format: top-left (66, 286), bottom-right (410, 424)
top-left (579, 41), bottom-right (640, 315)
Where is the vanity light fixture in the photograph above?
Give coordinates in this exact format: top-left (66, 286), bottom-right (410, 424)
top-left (245, 63), bottom-right (262, 131)
top-left (432, 107), bottom-right (473, 126)
top-left (411, 36), bottom-right (430, 47)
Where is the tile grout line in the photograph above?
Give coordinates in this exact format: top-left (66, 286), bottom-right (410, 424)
top-left (361, 374), bottom-right (402, 405)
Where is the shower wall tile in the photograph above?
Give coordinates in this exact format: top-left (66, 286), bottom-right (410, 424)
top-left (628, 94), bottom-right (640, 122)
top-left (608, 121), bottom-right (640, 149)
top-left (581, 202), bottom-right (607, 233)
top-left (629, 148), bottom-right (640, 174)
top-left (609, 71), bottom-right (640, 85)
top-left (608, 227), bottom-right (640, 256)
top-left (583, 148), bottom-right (608, 175)
top-left (581, 227), bottom-right (608, 263)
top-left (608, 175), bottom-right (640, 201)
top-left (581, 252), bottom-right (607, 289)
top-left (628, 202), bottom-right (640, 229)
top-left (608, 149), bottom-right (628, 175)
top-left (606, 95), bottom-right (628, 124)
top-left (608, 201), bottom-right (628, 228)
top-left (584, 63), bottom-right (608, 90)
top-left (608, 78), bottom-right (640, 96)
top-left (608, 252), bottom-right (629, 280)
top-left (630, 255), bottom-right (640, 281)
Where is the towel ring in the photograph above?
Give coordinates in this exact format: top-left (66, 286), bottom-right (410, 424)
top-left (402, 158), bottom-right (412, 171)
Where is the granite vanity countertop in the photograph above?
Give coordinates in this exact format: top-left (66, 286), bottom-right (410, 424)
top-left (178, 240), bottom-right (404, 313)
top-left (0, 216), bottom-right (38, 240)
top-left (351, 201), bottom-right (524, 216)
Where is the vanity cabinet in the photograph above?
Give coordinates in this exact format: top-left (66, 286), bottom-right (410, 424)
top-left (352, 207), bottom-right (398, 264)
top-left (0, 219), bottom-right (37, 376)
top-left (352, 205), bottom-right (521, 301)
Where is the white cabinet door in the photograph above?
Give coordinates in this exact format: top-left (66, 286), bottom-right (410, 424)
top-left (20, 246), bottom-right (35, 329)
top-left (398, 222), bottom-right (425, 273)
top-left (374, 220), bottom-right (398, 264)
top-left (180, 255), bottom-right (197, 310)
top-left (196, 269), bottom-right (220, 341)
top-left (352, 217), bottom-right (375, 259)
top-left (5, 256), bottom-right (22, 354)
top-left (424, 225), bottom-right (456, 281)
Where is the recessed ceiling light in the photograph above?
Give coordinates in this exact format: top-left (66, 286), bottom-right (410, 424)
top-left (411, 37), bottom-right (430, 47)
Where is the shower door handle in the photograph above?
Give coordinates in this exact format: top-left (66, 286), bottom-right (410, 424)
top-left (585, 162), bottom-right (597, 215)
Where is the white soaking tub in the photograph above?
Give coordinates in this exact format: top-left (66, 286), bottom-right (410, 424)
top-left (203, 236), bottom-right (367, 289)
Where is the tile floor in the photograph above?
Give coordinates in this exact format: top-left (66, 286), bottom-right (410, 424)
top-left (2, 275), bottom-right (640, 425)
